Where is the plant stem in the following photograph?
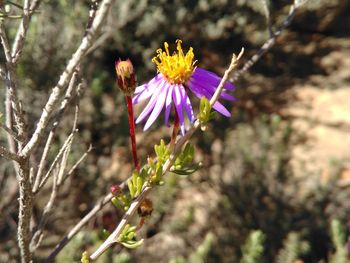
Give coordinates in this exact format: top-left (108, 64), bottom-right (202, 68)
top-left (125, 95), bottom-right (140, 171)
top-left (169, 110), bottom-right (179, 150)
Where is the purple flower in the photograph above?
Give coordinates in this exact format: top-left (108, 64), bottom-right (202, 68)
top-left (133, 40), bottom-right (235, 135)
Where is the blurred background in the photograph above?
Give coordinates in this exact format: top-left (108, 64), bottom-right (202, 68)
top-left (1, 0), bottom-right (350, 262)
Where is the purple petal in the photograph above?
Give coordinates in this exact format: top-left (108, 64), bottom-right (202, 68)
top-left (212, 101), bottom-right (231, 117)
top-left (173, 85), bottom-right (185, 135)
top-left (135, 79), bottom-right (166, 124)
top-left (179, 84), bottom-right (195, 123)
top-left (133, 74), bottom-right (163, 104)
top-left (189, 78), bottom-right (236, 101)
top-left (164, 84), bottom-right (174, 127)
top-left (134, 83), bottom-right (147, 95)
top-left (188, 82), bottom-right (231, 117)
top-left (143, 83), bottom-right (168, 131)
top-left (192, 68), bottom-right (235, 91)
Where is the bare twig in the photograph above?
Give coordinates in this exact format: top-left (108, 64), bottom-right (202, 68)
top-left (11, 0), bottom-right (42, 63)
top-left (20, 0), bottom-right (115, 158)
top-left (34, 133), bottom-right (74, 194)
top-left (45, 192), bottom-right (116, 263)
top-left (30, 134), bottom-right (73, 252)
top-left (11, 0), bottom-right (30, 63)
top-left (0, 21), bottom-right (27, 146)
top-left (0, 145), bottom-right (22, 162)
top-left (33, 73), bottom-right (78, 193)
top-left (31, 97), bottom-right (82, 251)
top-left (260, 0), bottom-right (273, 37)
top-left (231, 0), bottom-right (307, 82)
top-left (61, 144), bottom-right (93, 184)
top-left (30, 163), bottom-right (59, 252)
top-left (0, 122), bottom-right (21, 142)
top-left (90, 187), bottom-right (152, 260)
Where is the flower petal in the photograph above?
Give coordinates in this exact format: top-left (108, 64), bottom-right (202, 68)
top-left (135, 79), bottom-right (166, 124)
top-left (143, 83), bottom-right (168, 131)
top-left (164, 84), bottom-right (174, 127)
top-left (188, 82), bottom-right (231, 117)
top-left (192, 68), bottom-right (235, 91)
top-left (179, 84), bottom-right (195, 123)
top-left (173, 85), bottom-right (185, 135)
top-left (189, 78), bottom-right (236, 101)
top-left (133, 74), bottom-right (163, 104)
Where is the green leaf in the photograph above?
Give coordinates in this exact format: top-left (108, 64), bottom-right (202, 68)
top-left (197, 97), bottom-right (213, 125)
top-left (171, 162), bottom-right (203, 176)
top-left (127, 179), bottom-right (136, 198)
top-left (136, 176), bottom-right (144, 196)
top-left (120, 239), bottom-right (144, 249)
top-left (154, 139), bottom-right (170, 165)
top-left (240, 230), bottom-right (265, 263)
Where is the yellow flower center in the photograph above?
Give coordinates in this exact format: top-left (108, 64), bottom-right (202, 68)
top-left (152, 40), bottom-right (196, 84)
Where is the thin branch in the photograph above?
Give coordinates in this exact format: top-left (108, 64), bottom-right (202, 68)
top-left (260, 0), bottom-right (273, 37)
top-left (30, 162), bottom-right (59, 252)
top-left (30, 135), bottom-right (73, 252)
top-left (45, 192), bottom-right (115, 263)
top-left (32, 73), bottom-right (78, 193)
top-left (31, 77), bottom-right (84, 252)
top-left (210, 49), bottom-right (244, 106)
top-left (0, 21), bottom-right (27, 147)
top-left (61, 144), bottom-right (93, 184)
top-left (11, 0), bottom-right (42, 63)
top-left (90, 187), bottom-right (152, 260)
top-left (0, 144), bottom-right (22, 162)
top-left (33, 133), bottom-right (74, 194)
top-left (31, 95), bottom-right (82, 250)
top-left (230, 0), bottom-right (307, 82)
top-left (20, 0), bottom-right (115, 158)
top-left (11, 0), bottom-right (30, 63)
top-left (0, 122), bottom-right (21, 142)
top-left (0, 21), bottom-right (12, 62)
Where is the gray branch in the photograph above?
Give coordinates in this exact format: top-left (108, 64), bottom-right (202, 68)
top-left (20, 0), bottom-right (115, 158)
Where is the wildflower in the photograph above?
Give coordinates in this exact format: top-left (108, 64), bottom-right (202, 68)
top-left (133, 40), bottom-right (235, 135)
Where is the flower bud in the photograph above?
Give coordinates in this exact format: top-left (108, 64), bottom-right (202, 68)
top-left (137, 198), bottom-right (153, 217)
top-left (115, 59), bottom-right (137, 96)
top-left (110, 184), bottom-right (121, 196)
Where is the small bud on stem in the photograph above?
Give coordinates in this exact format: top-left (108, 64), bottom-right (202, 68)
top-left (115, 59), bottom-right (140, 171)
top-left (115, 59), bottom-right (137, 96)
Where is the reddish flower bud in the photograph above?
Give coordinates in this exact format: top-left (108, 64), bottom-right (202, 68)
top-left (115, 59), bottom-right (137, 96)
top-left (110, 184), bottom-right (121, 196)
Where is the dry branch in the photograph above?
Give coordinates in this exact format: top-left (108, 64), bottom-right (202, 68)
top-left (20, 0), bottom-right (115, 158)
